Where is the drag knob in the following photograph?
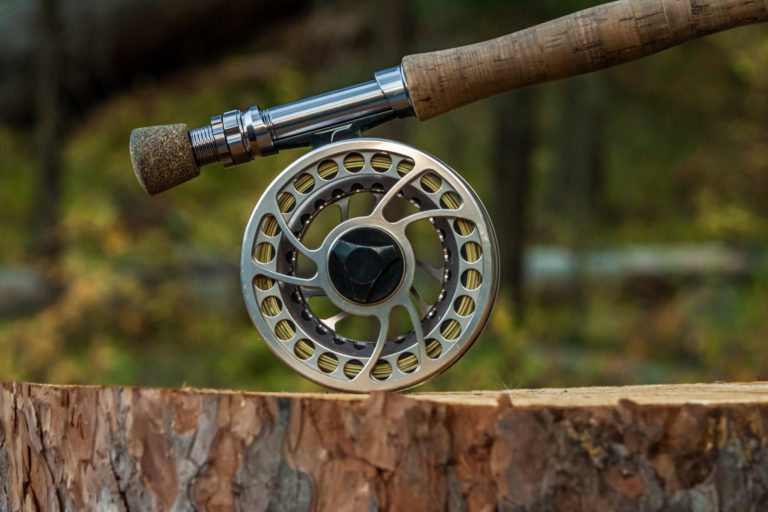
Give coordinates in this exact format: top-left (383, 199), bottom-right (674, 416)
top-left (328, 227), bottom-right (404, 304)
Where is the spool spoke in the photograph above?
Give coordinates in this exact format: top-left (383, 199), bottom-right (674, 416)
top-left (392, 206), bottom-right (468, 230)
top-left (410, 286), bottom-right (429, 317)
top-left (370, 166), bottom-right (432, 219)
top-left (357, 312), bottom-right (390, 380)
top-left (322, 311), bottom-right (349, 330)
top-left (300, 286), bottom-right (326, 298)
top-left (401, 298), bottom-right (428, 362)
top-left (416, 259), bottom-right (444, 282)
top-left (338, 196), bottom-right (350, 222)
top-left (270, 206), bottom-right (320, 262)
top-left (244, 258), bottom-right (324, 289)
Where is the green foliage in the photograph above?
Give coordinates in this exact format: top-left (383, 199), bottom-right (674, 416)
top-left (1, 2), bottom-right (768, 391)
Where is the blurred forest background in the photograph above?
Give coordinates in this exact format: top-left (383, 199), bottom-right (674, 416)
top-left (1, 0), bottom-right (768, 392)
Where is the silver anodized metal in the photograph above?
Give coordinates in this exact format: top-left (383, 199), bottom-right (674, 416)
top-left (209, 114), bottom-right (232, 166)
top-left (244, 106), bottom-right (275, 157)
top-left (240, 138), bottom-right (499, 392)
top-left (222, 110), bottom-right (250, 165)
top-left (374, 66), bottom-right (411, 115)
top-left (266, 80), bottom-right (385, 142)
top-left (190, 65), bottom-right (415, 169)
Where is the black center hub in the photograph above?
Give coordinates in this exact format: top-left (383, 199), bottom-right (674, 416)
top-left (328, 227), bottom-right (404, 304)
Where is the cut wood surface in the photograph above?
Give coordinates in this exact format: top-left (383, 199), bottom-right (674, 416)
top-left (2, 382), bottom-right (768, 511)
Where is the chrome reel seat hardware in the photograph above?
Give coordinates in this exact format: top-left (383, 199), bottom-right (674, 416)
top-left (241, 138), bottom-right (499, 392)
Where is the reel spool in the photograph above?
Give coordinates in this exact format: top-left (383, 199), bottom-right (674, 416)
top-left (241, 139), bottom-right (498, 391)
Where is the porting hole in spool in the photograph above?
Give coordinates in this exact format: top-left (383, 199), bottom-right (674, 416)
top-left (260, 296), bottom-right (283, 317)
top-left (396, 159), bottom-right (414, 176)
top-left (307, 295), bottom-right (342, 321)
top-left (388, 305), bottom-right (413, 340)
top-left (261, 214), bottom-right (280, 237)
top-left (420, 171), bottom-right (442, 193)
top-left (383, 194), bottom-right (420, 223)
top-left (348, 191), bottom-right (378, 218)
top-left (294, 173), bottom-right (315, 194)
top-left (441, 319), bottom-right (461, 340)
top-left (317, 159), bottom-right (339, 180)
top-left (440, 191), bottom-right (462, 210)
top-left (294, 339), bottom-right (315, 360)
top-left (300, 204), bottom-right (340, 250)
top-left (275, 319), bottom-right (296, 340)
top-left (343, 153), bottom-right (365, 173)
top-left (344, 359), bottom-right (364, 379)
top-left (461, 269), bottom-right (482, 290)
top-left (335, 314), bottom-right (381, 342)
top-left (292, 251), bottom-right (318, 279)
top-left (318, 352), bottom-right (339, 373)
top-left (345, 359), bottom-right (394, 380)
top-left (254, 275), bottom-right (274, 291)
top-left (453, 296), bottom-right (476, 316)
top-left (278, 192), bottom-right (296, 213)
top-left (461, 242), bottom-right (482, 263)
top-left (397, 352), bottom-right (418, 373)
top-left (453, 218), bottom-right (475, 236)
top-left (372, 360), bottom-right (392, 380)
top-left (425, 339), bottom-right (442, 359)
top-left (255, 242), bottom-right (275, 263)
top-left (406, 219), bottom-right (445, 307)
top-left (371, 153), bottom-right (392, 172)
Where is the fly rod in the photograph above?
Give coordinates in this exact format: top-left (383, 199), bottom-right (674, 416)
top-left (129, 0), bottom-right (767, 391)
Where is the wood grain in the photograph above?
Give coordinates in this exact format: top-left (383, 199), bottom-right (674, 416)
top-left (402, 0), bottom-right (768, 120)
top-left (2, 381), bottom-right (768, 510)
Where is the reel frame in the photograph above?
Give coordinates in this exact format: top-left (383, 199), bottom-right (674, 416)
top-left (241, 138), bottom-right (498, 392)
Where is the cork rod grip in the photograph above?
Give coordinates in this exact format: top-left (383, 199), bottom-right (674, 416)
top-left (402, 0), bottom-right (768, 120)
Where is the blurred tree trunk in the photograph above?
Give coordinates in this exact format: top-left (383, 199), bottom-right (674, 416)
top-left (31, 0), bottom-right (63, 264)
top-left (373, 0), bottom-right (412, 66)
top-left (493, 89), bottom-right (535, 324)
top-left (487, 2), bottom-right (546, 325)
top-left (552, 74), bottom-right (606, 339)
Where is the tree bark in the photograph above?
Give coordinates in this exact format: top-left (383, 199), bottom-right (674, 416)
top-left (31, 0), bottom-right (63, 263)
top-left (548, 73), bottom-right (606, 343)
top-left (2, 381), bottom-right (768, 511)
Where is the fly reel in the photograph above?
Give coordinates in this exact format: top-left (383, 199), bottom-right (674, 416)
top-left (240, 139), bottom-right (498, 391)
top-left (130, 0), bottom-right (768, 392)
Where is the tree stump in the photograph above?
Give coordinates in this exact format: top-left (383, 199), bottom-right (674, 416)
top-left (2, 381), bottom-right (768, 511)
